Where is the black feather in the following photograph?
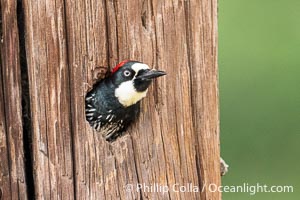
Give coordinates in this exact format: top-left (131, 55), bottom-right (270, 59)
top-left (85, 78), bottom-right (140, 141)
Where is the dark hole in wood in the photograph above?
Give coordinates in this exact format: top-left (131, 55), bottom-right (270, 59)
top-left (0, 187), bottom-right (2, 200)
top-left (141, 11), bottom-right (147, 29)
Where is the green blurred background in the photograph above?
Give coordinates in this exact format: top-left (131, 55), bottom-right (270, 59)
top-left (219, 0), bottom-right (300, 199)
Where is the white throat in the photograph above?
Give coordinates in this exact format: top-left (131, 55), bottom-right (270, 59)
top-left (115, 80), bottom-right (148, 107)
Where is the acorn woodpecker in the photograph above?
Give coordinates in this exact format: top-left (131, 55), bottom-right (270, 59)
top-left (85, 60), bottom-right (166, 141)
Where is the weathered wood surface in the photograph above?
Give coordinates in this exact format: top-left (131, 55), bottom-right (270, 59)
top-left (1, 0), bottom-right (220, 199)
top-left (186, 1), bottom-right (221, 199)
top-left (66, 0), bottom-right (221, 199)
top-left (22, 0), bottom-right (75, 199)
top-left (0, 0), bottom-right (28, 199)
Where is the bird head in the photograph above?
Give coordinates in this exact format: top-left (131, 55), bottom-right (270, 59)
top-left (110, 60), bottom-right (166, 107)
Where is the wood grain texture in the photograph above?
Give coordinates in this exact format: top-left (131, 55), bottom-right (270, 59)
top-left (0, 56), bottom-right (12, 200)
top-left (0, 0), bottom-right (28, 199)
top-left (1, 0), bottom-right (220, 199)
top-left (22, 0), bottom-right (74, 198)
top-left (186, 1), bottom-right (221, 199)
top-left (65, 0), bottom-right (220, 199)
top-left (64, 0), bottom-right (126, 198)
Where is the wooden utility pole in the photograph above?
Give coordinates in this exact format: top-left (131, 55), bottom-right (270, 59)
top-left (0, 0), bottom-right (221, 199)
top-left (0, 0), bottom-right (28, 199)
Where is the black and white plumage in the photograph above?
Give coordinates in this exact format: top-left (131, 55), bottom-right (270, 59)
top-left (85, 60), bottom-right (166, 141)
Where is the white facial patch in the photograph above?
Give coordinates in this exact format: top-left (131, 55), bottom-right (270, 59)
top-left (131, 63), bottom-right (150, 74)
top-left (115, 63), bottom-right (150, 107)
top-left (115, 80), bottom-right (148, 107)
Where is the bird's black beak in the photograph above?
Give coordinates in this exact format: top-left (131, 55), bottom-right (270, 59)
top-left (136, 69), bottom-right (166, 80)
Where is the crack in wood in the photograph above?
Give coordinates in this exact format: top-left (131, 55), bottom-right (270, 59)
top-left (17, 0), bottom-right (35, 198)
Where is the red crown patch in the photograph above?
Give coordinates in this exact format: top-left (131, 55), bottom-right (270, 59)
top-left (111, 60), bottom-right (130, 74)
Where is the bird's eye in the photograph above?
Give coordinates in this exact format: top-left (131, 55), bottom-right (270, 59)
top-left (123, 70), bottom-right (131, 77)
